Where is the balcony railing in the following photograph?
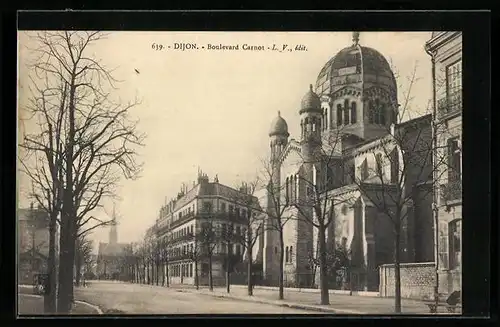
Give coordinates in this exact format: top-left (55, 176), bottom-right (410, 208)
top-left (169, 253), bottom-right (191, 261)
top-left (198, 211), bottom-right (248, 224)
top-left (437, 91), bottom-right (462, 119)
top-left (440, 180), bottom-right (462, 203)
top-left (168, 212), bottom-right (196, 229)
top-left (170, 233), bottom-right (194, 244)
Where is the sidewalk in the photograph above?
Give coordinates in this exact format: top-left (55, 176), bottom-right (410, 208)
top-left (17, 285), bottom-right (103, 315)
top-left (179, 285), bottom-right (452, 315)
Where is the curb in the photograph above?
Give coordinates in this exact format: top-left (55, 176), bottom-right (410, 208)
top-left (74, 300), bottom-right (103, 314)
top-left (18, 293), bottom-right (103, 314)
top-left (187, 290), bottom-right (365, 314)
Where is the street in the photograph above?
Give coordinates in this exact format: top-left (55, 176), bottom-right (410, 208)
top-left (74, 281), bottom-right (321, 314)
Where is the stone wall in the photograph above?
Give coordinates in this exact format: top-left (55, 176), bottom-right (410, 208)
top-left (379, 262), bottom-right (436, 300)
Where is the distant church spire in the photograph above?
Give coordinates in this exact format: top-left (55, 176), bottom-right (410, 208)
top-left (352, 31), bottom-right (360, 46)
top-left (109, 203), bottom-right (118, 245)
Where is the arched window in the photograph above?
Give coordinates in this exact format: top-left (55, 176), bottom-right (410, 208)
top-left (344, 99), bottom-right (350, 124)
top-left (390, 148), bottom-right (399, 183)
top-left (337, 104), bottom-right (343, 126)
top-left (324, 108), bottom-right (328, 130)
top-left (380, 103), bottom-right (386, 125)
top-left (351, 101), bottom-right (357, 124)
top-left (330, 107), bottom-right (334, 128)
top-left (374, 99), bottom-right (381, 124)
top-left (375, 153), bottom-right (384, 177)
top-left (274, 247), bottom-right (278, 255)
top-left (449, 219), bottom-right (461, 270)
top-left (285, 177), bottom-right (289, 202)
top-left (295, 174), bottom-right (299, 202)
top-left (368, 100), bottom-right (375, 124)
top-left (438, 222), bottom-right (448, 269)
top-left (285, 246), bottom-right (289, 262)
top-left (289, 246), bottom-right (293, 263)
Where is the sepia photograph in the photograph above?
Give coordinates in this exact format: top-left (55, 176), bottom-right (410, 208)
top-left (17, 29), bottom-right (463, 316)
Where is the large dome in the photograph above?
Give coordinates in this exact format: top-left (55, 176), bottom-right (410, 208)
top-left (269, 111), bottom-right (289, 137)
top-left (315, 43), bottom-right (397, 97)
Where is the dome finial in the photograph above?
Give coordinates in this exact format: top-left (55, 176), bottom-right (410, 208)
top-left (352, 31), bottom-right (360, 45)
top-left (309, 84), bottom-right (313, 91)
top-left (278, 110), bottom-right (281, 116)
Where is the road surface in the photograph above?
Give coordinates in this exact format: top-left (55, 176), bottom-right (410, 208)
top-left (75, 281), bottom-right (321, 314)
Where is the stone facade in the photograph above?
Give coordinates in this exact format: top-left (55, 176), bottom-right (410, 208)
top-left (379, 262), bottom-right (436, 299)
top-left (261, 34), bottom-right (435, 292)
top-left (150, 173), bottom-right (261, 286)
top-left (425, 32), bottom-right (462, 296)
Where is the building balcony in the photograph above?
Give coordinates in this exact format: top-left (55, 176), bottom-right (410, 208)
top-left (169, 253), bottom-right (192, 261)
top-left (197, 212), bottom-right (248, 224)
top-left (440, 180), bottom-right (462, 204)
top-left (170, 233), bottom-right (195, 245)
top-left (437, 91), bottom-right (462, 120)
top-left (168, 212), bottom-right (196, 230)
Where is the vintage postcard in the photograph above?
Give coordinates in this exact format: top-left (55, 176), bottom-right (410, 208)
top-left (17, 30), bottom-right (462, 316)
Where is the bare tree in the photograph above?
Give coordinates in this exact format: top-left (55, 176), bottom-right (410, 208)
top-left (292, 126), bottom-right (355, 305)
top-left (19, 71), bottom-right (68, 314)
top-left (188, 233), bottom-right (203, 290)
top-left (219, 222), bottom-right (234, 293)
top-left (157, 232), bottom-right (172, 287)
top-left (196, 217), bottom-right (218, 291)
top-left (136, 242), bottom-right (147, 284)
top-left (74, 234), bottom-right (93, 287)
top-left (259, 158), bottom-right (295, 300)
top-left (230, 180), bottom-right (264, 296)
top-left (344, 62), bottom-right (450, 313)
top-left (153, 239), bottom-right (161, 286)
top-left (20, 31), bottom-right (145, 313)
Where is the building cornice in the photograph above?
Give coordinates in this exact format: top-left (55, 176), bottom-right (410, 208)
top-left (425, 32), bottom-right (461, 54)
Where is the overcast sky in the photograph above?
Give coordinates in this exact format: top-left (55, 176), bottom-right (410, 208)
top-left (17, 31), bottom-right (433, 250)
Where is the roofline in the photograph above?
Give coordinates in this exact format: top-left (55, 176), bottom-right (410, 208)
top-left (425, 32), bottom-right (462, 53)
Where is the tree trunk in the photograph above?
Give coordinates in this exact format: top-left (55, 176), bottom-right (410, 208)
top-left (208, 254), bottom-right (213, 291)
top-left (278, 231), bottom-right (284, 300)
top-left (161, 262), bottom-right (165, 286)
top-left (75, 251), bottom-right (82, 287)
top-left (69, 228), bottom-right (77, 304)
top-left (226, 242), bottom-right (231, 293)
top-left (166, 260), bottom-right (170, 287)
top-left (44, 211), bottom-right (57, 313)
top-left (394, 225), bottom-right (402, 313)
top-left (156, 261), bottom-right (159, 286)
top-left (318, 226), bottom-right (330, 305)
top-left (57, 77), bottom-right (77, 313)
top-left (56, 212), bottom-right (73, 313)
top-left (247, 242), bottom-right (253, 296)
top-left (194, 260), bottom-right (199, 290)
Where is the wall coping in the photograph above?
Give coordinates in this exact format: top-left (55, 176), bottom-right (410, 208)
top-left (379, 262), bottom-right (435, 269)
